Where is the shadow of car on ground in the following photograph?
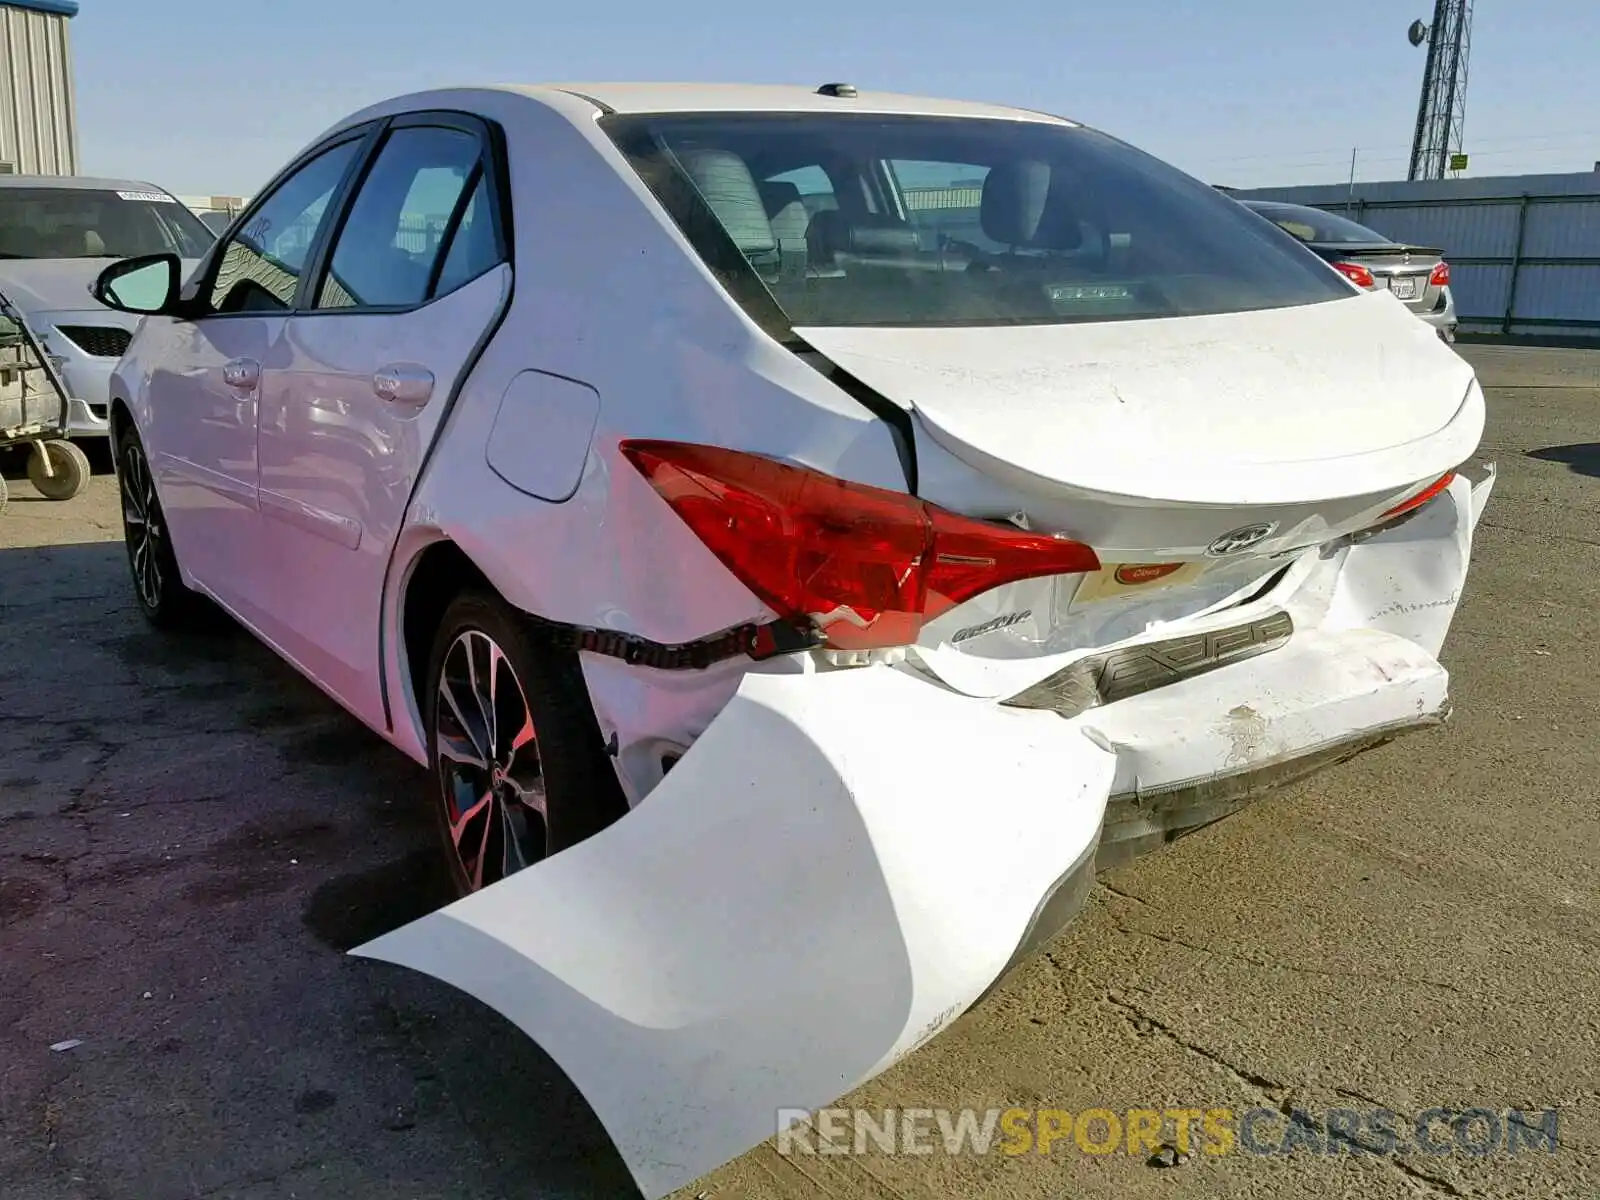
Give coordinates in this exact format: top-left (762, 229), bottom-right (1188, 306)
top-left (0, 539), bottom-right (638, 1199)
top-left (1526, 442), bottom-right (1600, 478)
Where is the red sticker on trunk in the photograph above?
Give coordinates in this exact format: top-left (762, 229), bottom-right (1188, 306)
top-left (1115, 563), bottom-right (1184, 586)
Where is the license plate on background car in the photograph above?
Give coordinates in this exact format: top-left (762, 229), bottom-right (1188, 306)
top-left (1389, 276), bottom-right (1420, 300)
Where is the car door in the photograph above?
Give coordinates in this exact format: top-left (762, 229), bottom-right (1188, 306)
top-left (252, 113), bottom-right (511, 727)
top-left (145, 133), bottom-right (369, 616)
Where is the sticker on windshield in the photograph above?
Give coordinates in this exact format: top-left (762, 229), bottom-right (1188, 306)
top-left (116, 190), bottom-right (175, 203)
top-left (1045, 282), bottom-right (1135, 303)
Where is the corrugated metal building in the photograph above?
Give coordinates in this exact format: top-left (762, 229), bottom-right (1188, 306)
top-left (0, 0), bottom-right (78, 176)
top-left (1231, 171), bottom-right (1600, 339)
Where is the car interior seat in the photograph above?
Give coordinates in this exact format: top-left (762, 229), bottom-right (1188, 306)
top-left (675, 148), bottom-right (781, 280)
top-left (756, 180), bottom-right (812, 279)
top-left (42, 224), bottom-right (94, 258)
top-left (977, 160), bottom-right (1084, 266)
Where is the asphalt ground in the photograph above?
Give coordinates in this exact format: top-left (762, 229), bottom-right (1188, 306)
top-left (0, 343), bottom-right (1596, 1200)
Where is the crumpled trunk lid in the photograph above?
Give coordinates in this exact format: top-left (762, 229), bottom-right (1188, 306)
top-left (796, 289), bottom-right (1480, 508)
top-left (795, 290), bottom-right (1484, 695)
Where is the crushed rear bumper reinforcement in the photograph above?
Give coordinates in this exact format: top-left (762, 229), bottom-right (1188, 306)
top-left (1003, 609), bottom-right (1295, 717)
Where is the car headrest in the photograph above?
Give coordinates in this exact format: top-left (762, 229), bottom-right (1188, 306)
top-left (757, 180), bottom-right (803, 219)
top-left (807, 210), bottom-right (921, 262)
top-left (980, 161), bottom-right (1082, 250)
top-left (676, 148), bottom-right (777, 257)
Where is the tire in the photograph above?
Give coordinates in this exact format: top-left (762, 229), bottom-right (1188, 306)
top-left (28, 439), bottom-right (91, 501)
top-left (424, 590), bottom-right (629, 897)
top-left (117, 425), bottom-right (202, 628)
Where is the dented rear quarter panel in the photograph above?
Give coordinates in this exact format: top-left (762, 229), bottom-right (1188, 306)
top-left (376, 86), bottom-right (909, 759)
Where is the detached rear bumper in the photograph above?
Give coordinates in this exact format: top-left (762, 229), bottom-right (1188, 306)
top-left (359, 664), bottom-right (1117, 1200)
top-left (355, 470), bottom-right (1493, 1199)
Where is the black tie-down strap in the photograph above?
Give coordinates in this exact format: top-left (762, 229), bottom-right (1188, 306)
top-left (531, 615), bottom-right (822, 671)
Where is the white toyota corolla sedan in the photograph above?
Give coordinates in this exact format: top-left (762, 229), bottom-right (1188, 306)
top-left (94, 81), bottom-right (1495, 1197)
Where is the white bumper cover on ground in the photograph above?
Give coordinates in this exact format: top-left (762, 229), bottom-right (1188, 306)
top-left (356, 667), bottom-right (1116, 1199)
top-left (354, 469), bottom-right (1494, 1198)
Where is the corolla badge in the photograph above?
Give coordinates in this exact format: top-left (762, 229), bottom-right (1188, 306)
top-left (1206, 522), bottom-right (1279, 557)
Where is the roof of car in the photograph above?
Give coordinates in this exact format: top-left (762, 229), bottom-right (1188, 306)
top-left (0, 175), bottom-right (171, 193)
top-left (509, 82), bottom-right (1077, 125)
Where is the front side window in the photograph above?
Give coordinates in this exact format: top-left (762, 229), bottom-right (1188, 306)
top-left (209, 139), bottom-right (362, 313)
top-left (604, 113), bottom-right (1352, 329)
top-left (314, 125), bottom-right (486, 311)
top-left (0, 187), bottom-right (213, 260)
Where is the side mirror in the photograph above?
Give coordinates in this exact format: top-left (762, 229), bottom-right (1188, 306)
top-left (93, 253), bottom-right (181, 316)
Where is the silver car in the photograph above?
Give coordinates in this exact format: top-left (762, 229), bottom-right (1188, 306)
top-left (1242, 200), bottom-right (1458, 342)
top-left (0, 176), bottom-right (215, 438)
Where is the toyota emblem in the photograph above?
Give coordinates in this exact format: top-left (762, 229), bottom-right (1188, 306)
top-left (1206, 522), bottom-right (1278, 556)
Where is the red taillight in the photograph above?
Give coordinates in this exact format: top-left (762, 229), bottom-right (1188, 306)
top-left (1380, 472), bottom-right (1456, 520)
top-left (1429, 261), bottom-right (1451, 287)
top-left (620, 440), bottom-right (1101, 651)
top-left (1332, 261), bottom-right (1375, 289)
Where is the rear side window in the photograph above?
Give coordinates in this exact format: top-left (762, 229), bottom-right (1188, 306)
top-left (604, 114), bottom-right (1351, 329)
top-left (432, 175), bottom-right (500, 297)
top-left (315, 125), bottom-right (486, 310)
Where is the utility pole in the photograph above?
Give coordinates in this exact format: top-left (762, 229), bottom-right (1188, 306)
top-left (1407, 0), bottom-right (1475, 181)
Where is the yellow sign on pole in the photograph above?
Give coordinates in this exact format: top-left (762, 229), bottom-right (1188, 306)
top-left (1449, 153), bottom-right (1469, 172)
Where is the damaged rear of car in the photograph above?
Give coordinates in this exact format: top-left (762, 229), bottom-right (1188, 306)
top-left (312, 91), bottom-right (1492, 1198)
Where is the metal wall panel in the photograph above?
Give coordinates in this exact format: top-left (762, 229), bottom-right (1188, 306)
top-left (1520, 200), bottom-right (1600, 258)
top-left (1510, 264), bottom-right (1600, 323)
top-left (1447, 263), bottom-right (1513, 328)
top-left (0, 4), bottom-right (77, 175)
top-left (1304, 200), bottom-right (1520, 259)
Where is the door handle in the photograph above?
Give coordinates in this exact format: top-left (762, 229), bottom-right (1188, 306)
top-left (373, 363), bottom-right (434, 406)
top-left (222, 358), bottom-right (260, 390)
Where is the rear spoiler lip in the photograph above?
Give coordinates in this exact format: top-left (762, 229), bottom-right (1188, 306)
top-left (1307, 241), bottom-right (1444, 259)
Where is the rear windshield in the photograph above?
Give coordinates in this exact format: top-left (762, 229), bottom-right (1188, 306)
top-left (602, 113), bottom-right (1350, 330)
top-left (0, 187), bottom-right (214, 259)
top-left (1246, 203), bottom-right (1391, 246)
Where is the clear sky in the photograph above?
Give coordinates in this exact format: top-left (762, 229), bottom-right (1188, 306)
top-left (73, 0), bottom-right (1599, 198)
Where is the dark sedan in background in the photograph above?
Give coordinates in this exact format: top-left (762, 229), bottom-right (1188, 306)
top-left (1241, 199), bottom-right (1457, 342)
